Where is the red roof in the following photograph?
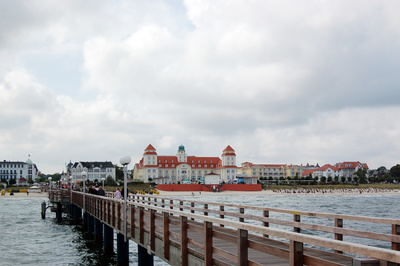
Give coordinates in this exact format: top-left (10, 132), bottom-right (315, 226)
top-left (317, 164), bottom-right (340, 171)
top-left (145, 144), bottom-right (156, 150)
top-left (222, 145), bottom-right (236, 156)
top-left (144, 144), bottom-right (157, 155)
top-left (223, 145), bottom-right (235, 152)
top-left (335, 161), bottom-right (369, 170)
top-left (302, 169), bottom-right (316, 176)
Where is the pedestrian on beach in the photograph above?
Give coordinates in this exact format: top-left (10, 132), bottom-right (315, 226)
top-left (115, 188), bottom-right (121, 199)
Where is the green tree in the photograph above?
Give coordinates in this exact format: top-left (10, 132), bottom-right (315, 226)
top-left (327, 176), bottom-right (333, 183)
top-left (105, 176), bottom-right (117, 185)
top-left (390, 164), bottom-right (400, 180)
top-left (9, 178), bottom-right (16, 185)
top-left (353, 168), bottom-right (368, 184)
top-left (340, 176), bottom-right (346, 183)
top-left (115, 166), bottom-right (124, 181)
top-left (320, 176), bottom-right (326, 184)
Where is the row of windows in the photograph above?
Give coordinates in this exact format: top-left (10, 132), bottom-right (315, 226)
top-left (0, 170), bottom-right (22, 174)
top-left (0, 164), bottom-right (24, 168)
top-left (0, 175), bottom-right (20, 179)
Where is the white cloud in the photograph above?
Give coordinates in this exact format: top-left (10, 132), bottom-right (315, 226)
top-left (0, 0), bottom-right (400, 173)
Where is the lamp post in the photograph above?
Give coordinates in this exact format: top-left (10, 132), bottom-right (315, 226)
top-left (120, 155), bottom-right (131, 242)
top-left (82, 170), bottom-right (87, 209)
top-left (48, 177), bottom-right (52, 191)
top-left (101, 177), bottom-right (105, 188)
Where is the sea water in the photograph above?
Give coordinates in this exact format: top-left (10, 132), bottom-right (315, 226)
top-left (0, 194), bottom-right (398, 265)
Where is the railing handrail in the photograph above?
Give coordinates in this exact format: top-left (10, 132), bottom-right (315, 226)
top-left (56, 189), bottom-right (400, 264)
top-left (131, 201), bottom-right (400, 263)
top-left (143, 194), bottom-right (400, 225)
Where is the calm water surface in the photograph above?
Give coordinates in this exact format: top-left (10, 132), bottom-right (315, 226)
top-left (0, 193), bottom-right (398, 265)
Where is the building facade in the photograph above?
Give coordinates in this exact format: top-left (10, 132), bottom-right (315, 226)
top-left (239, 162), bottom-right (303, 179)
top-left (132, 144), bottom-right (238, 184)
top-left (67, 161), bottom-right (116, 182)
top-left (302, 161), bottom-right (369, 181)
top-left (0, 158), bottom-right (39, 184)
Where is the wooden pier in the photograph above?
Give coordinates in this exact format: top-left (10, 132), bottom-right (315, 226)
top-left (48, 189), bottom-right (400, 266)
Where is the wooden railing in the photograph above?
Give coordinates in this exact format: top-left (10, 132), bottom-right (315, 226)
top-left (56, 190), bottom-right (400, 265)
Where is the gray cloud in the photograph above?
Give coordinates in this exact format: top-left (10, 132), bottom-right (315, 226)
top-left (1, 0), bottom-right (400, 173)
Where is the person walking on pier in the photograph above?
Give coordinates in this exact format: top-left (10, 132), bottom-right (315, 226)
top-left (97, 186), bottom-right (105, 196)
top-left (114, 188), bottom-right (121, 199)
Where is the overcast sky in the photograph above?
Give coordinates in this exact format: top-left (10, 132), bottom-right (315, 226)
top-left (1, 0), bottom-right (400, 174)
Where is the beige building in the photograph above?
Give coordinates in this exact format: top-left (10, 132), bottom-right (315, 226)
top-left (239, 162), bottom-right (303, 179)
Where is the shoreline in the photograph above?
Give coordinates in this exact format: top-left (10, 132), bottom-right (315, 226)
top-left (2, 189), bottom-right (399, 198)
top-left (156, 188), bottom-right (400, 197)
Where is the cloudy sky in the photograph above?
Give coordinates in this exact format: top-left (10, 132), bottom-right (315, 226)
top-left (1, 0), bottom-right (400, 174)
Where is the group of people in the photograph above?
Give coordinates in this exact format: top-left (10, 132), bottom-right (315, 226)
top-left (82, 185), bottom-right (130, 199)
top-left (87, 185), bottom-right (106, 196)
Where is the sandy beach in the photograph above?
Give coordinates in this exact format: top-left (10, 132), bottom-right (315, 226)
top-left (155, 188), bottom-right (400, 197)
top-left (0, 192), bottom-right (48, 198)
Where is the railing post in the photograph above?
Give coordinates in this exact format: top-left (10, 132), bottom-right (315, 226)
top-left (180, 201), bottom-right (183, 212)
top-left (117, 203), bottom-right (121, 231)
top-left (289, 240), bottom-right (304, 266)
top-left (112, 202), bottom-right (116, 227)
top-left (191, 202), bottom-right (195, 221)
top-left (204, 204), bottom-right (208, 216)
top-left (163, 212), bottom-right (170, 261)
top-left (161, 199), bottom-right (165, 208)
top-left (139, 207), bottom-right (144, 244)
top-left (239, 207), bottom-right (245, 223)
top-left (181, 216), bottom-right (188, 266)
top-left (150, 209), bottom-right (156, 252)
top-left (204, 221), bottom-right (213, 265)
top-left (335, 218), bottom-right (343, 254)
top-left (263, 210), bottom-right (269, 238)
top-left (392, 224), bottom-right (400, 251)
top-left (131, 205), bottom-right (135, 239)
top-left (294, 214), bottom-right (300, 233)
top-left (220, 206), bottom-right (225, 227)
top-left (238, 229), bottom-right (248, 266)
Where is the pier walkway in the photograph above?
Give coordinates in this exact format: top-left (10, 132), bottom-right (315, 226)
top-left (48, 189), bottom-right (400, 266)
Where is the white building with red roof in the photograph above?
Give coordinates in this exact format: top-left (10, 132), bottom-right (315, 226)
top-left (311, 164), bottom-right (341, 180)
top-left (133, 144), bottom-right (238, 184)
top-left (302, 162), bottom-right (369, 181)
top-left (334, 161), bottom-right (369, 179)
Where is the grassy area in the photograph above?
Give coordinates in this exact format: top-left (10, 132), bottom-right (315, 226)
top-left (263, 183), bottom-right (400, 191)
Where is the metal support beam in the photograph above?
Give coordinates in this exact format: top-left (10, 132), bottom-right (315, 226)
top-left (94, 218), bottom-right (103, 243)
top-left (117, 232), bottom-right (129, 266)
top-left (103, 224), bottom-right (114, 254)
top-left (138, 244), bottom-right (153, 266)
